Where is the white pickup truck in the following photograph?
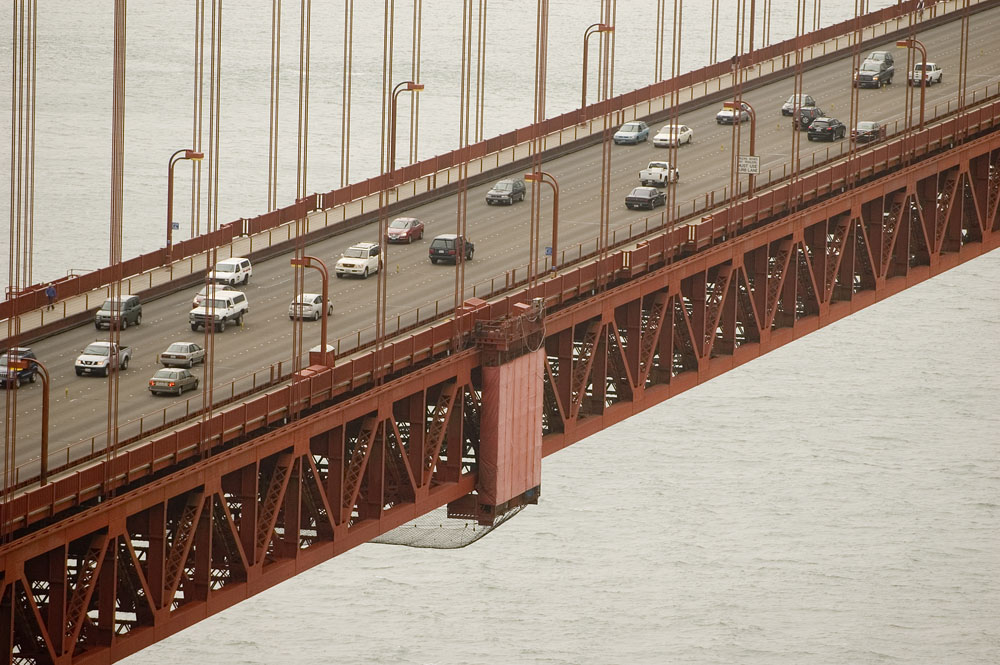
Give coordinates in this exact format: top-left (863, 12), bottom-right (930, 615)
top-left (908, 62), bottom-right (943, 86)
top-left (75, 341), bottom-right (132, 376)
top-left (639, 161), bottom-right (680, 187)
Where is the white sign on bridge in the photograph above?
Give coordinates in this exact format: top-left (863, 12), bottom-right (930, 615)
top-left (737, 155), bottom-right (760, 175)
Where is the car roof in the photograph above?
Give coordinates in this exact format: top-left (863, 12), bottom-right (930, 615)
top-left (433, 233), bottom-right (459, 240)
top-left (216, 257), bottom-right (247, 264)
top-left (294, 292), bottom-right (323, 300)
top-left (167, 341), bottom-right (200, 346)
top-left (1, 347), bottom-right (33, 354)
top-left (202, 289), bottom-right (243, 298)
top-left (350, 242), bottom-right (379, 249)
top-left (814, 117), bottom-right (836, 122)
top-left (392, 216), bottom-right (418, 222)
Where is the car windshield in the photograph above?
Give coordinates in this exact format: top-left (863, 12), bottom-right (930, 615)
top-left (857, 121), bottom-right (877, 130)
top-left (812, 121), bottom-right (829, 129)
top-left (431, 239), bottom-right (454, 249)
top-left (659, 126), bottom-right (679, 134)
top-left (100, 301), bottom-right (125, 311)
top-left (493, 182), bottom-right (513, 191)
top-left (389, 219), bottom-right (411, 229)
top-left (344, 248), bottom-right (367, 258)
top-left (786, 95), bottom-right (805, 104)
top-left (203, 299), bottom-right (231, 309)
top-left (153, 369), bottom-right (176, 379)
top-left (166, 343), bottom-right (188, 353)
top-left (83, 344), bottom-right (109, 356)
top-left (214, 263), bottom-right (237, 272)
top-left (620, 123), bottom-right (641, 132)
top-left (861, 62), bottom-right (880, 72)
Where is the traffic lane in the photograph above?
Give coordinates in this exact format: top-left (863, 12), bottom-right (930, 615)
top-left (9, 9), bottom-right (999, 466)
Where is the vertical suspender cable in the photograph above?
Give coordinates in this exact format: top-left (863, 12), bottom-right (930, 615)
top-left (105, 0), bottom-right (127, 495)
top-left (846, 0), bottom-right (863, 191)
top-left (375, 0), bottom-right (394, 385)
top-left (528, 0), bottom-right (548, 290)
top-left (340, 0), bottom-right (354, 187)
top-left (409, 0), bottom-right (423, 162)
top-left (291, 0), bottom-right (311, 412)
top-left (452, 0), bottom-right (473, 350)
top-left (596, 0), bottom-right (614, 294)
top-left (191, 0), bottom-right (205, 238)
top-left (664, 0), bottom-right (682, 233)
top-left (268, 0), bottom-right (282, 211)
top-left (788, 0), bottom-right (807, 214)
top-left (474, 0), bottom-right (487, 143)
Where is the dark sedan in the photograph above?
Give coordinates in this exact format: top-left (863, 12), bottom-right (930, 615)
top-left (386, 217), bottom-right (424, 243)
top-left (807, 117), bottom-right (847, 141)
top-left (795, 106), bottom-right (826, 130)
top-left (851, 120), bottom-right (887, 144)
top-left (625, 187), bottom-right (666, 210)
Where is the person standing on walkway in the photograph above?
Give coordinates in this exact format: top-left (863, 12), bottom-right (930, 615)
top-left (45, 283), bottom-right (57, 310)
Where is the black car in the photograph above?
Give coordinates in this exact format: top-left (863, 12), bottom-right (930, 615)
top-left (625, 187), bottom-right (666, 210)
top-left (0, 347), bottom-right (38, 388)
top-left (852, 120), bottom-right (886, 144)
top-left (854, 59), bottom-right (893, 88)
top-left (485, 178), bottom-right (526, 205)
top-left (807, 117), bottom-right (847, 141)
top-left (429, 234), bottom-right (475, 264)
top-left (795, 107), bottom-right (826, 130)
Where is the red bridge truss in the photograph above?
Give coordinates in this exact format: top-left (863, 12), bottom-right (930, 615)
top-left (1, 100), bottom-right (999, 665)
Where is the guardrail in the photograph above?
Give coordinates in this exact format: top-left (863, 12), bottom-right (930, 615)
top-left (5, 86), bottom-right (999, 532)
top-left (1, 0), bottom-right (981, 336)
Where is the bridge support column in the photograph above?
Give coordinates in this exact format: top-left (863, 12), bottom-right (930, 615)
top-left (471, 301), bottom-right (546, 525)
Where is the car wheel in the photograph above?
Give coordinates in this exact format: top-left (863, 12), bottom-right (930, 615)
top-left (187, 358), bottom-right (194, 368)
top-left (430, 258), bottom-right (438, 264)
top-left (362, 267), bottom-right (369, 279)
top-left (28, 373), bottom-right (35, 383)
top-left (193, 379), bottom-right (199, 391)
top-left (121, 317), bottom-right (128, 330)
top-left (218, 319), bottom-right (226, 332)
top-left (335, 272), bottom-right (343, 278)
top-left (236, 314), bottom-right (244, 327)
top-left (468, 249), bottom-right (474, 261)
top-left (121, 356), bottom-right (129, 370)
top-left (75, 368), bottom-right (83, 376)
top-left (176, 386), bottom-right (183, 396)
top-left (191, 323), bottom-right (199, 332)
top-left (135, 313), bottom-right (142, 326)
top-left (313, 310), bottom-right (320, 321)
top-left (243, 274), bottom-right (250, 285)
top-left (14, 375), bottom-right (22, 388)
top-left (95, 323), bottom-right (102, 330)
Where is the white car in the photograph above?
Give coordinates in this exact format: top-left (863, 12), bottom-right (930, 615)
top-left (909, 62), bottom-right (943, 85)
top-left (335, 242), bottom-right (381, 278)
top-left (288, 293), bottom-right (333, 320)
top-left (207, 257), bottom-right (252, 286)
top-left (652, 124), bottom-right (693, 147)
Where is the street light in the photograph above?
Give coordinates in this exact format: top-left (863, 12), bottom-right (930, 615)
top-left (582, 23), bottom-right (614, 111)
top-left (897, 38), bottom-right (927, 129)
top-left (11, 357), bottom-right (50, 485)
top-left (166, 149), bottom-right (204, 261)
top-left (389, 81), bottom-right (424, 182)
top-left (289, 255), bottom-right (331, 365)
top-left (524, 171), bottom-right (560, 274)
top-left (724, 99), bottom-right (757, 197)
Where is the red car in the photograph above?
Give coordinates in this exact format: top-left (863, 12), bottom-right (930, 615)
top-left (386, 217), bottom-right (424, 243)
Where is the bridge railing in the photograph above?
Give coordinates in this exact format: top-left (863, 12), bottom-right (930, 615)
top-left (6, 85), bottom-right (1000, 531)
top-left (1, 0), bottom-right (974, 338)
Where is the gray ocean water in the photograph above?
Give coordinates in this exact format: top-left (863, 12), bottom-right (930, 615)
top-left (1, 1), bottom-right (997, 663)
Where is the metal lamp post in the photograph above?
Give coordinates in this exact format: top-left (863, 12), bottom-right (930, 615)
top-left (12, 357), bottom-right (50, 485)
top-left (897, 38), bottom-right (927, 129)
top-left (524, 171), bottom-right (560, 273)
top-left (166, 149), bottom-right (204, 261)
top-left (290, 256), bottom-right (331, 364)
top-left (582, 23), bottom-right (614, 111)
top-left (389, 81), bottom-right (424, 183)
top-left (725, 99), bottom-right (757, 197)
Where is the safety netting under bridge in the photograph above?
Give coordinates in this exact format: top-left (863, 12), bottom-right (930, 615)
top-left (372, 503), bottom-right (526, 549)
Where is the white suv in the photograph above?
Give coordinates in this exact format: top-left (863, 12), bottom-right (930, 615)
top-left (288, 293), bottom-right (332, 320)
top-left (335, 242), bottom-right (381, 279)
top-left (208, 257), bottom-right (252, 286)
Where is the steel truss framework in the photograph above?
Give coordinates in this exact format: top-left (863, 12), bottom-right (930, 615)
top-left (0, 132), bottom-right (998, 665)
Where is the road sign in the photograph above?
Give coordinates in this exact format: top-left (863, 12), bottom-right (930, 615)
top-left (171, 222), bottom-right (180, 230)
top-left (737, 155), bottom-right (760, 175)
top-left (545, 246), bottom-right (552, 256)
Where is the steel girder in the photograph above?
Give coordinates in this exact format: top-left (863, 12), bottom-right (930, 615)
top-left (0, 113), bottom-right (997, 665)
top-left (538, 133), bottom-right (1000, 454)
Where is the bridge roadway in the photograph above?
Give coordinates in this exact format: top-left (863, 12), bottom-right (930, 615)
top-left (5, 7), bottom-right (1000, 480)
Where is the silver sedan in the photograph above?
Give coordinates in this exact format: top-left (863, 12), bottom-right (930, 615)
top-left (158, 342), bottom-right (206, 368)
top-left (148, 368), bottom-right (200, 396)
